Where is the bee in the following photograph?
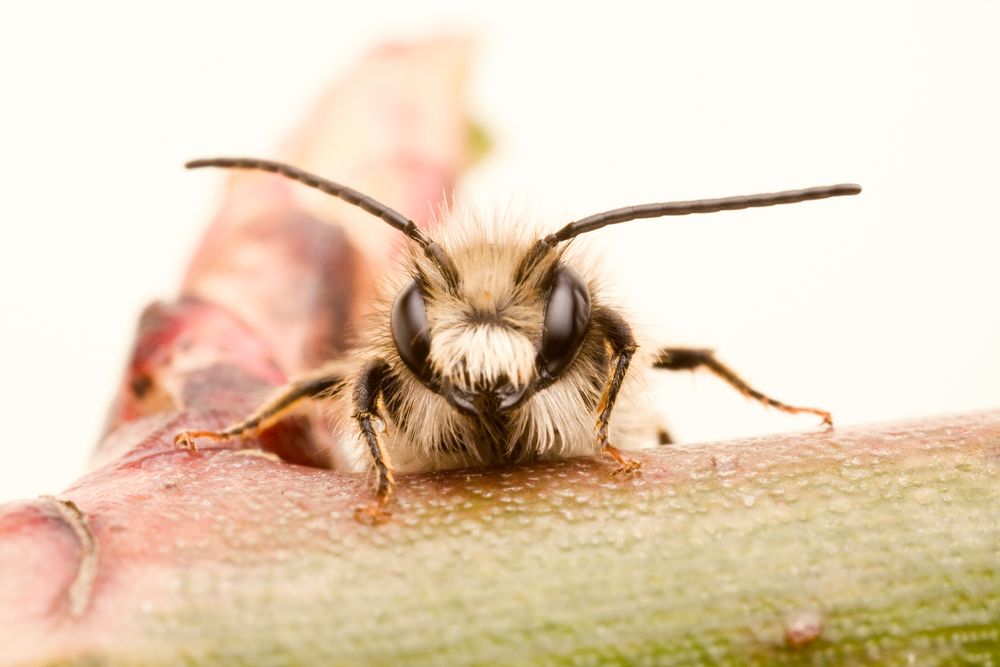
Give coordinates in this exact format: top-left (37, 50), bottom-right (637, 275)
top-left (175, 157), bottom-right (860, 523)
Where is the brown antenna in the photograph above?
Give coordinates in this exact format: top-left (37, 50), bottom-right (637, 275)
top-left (186, 157), bottom-right (459, 287)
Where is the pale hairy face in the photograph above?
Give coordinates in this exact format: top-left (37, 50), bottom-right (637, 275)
top-left (428, 323), bottom-right (537, 390)
top-left (424, 239), bottom-right (546, 392)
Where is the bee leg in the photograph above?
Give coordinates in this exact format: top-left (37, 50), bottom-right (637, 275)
top-left (653, 347), bottom-right (833, 426)
top-left (602, 443), bottom-right (642, 476)
top-left (593, 308), bottom-right (642, 475)
top-left (173, 366), bottom-right (345, 450)
top-left (350, 359), bottom-right (396, 526)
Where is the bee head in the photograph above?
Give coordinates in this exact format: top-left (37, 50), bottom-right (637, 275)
top-left (391, 234), bottom-right (591, 417)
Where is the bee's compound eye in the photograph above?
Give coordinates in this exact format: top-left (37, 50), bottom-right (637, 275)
top-left (538, 266), bottom-right (592, 379)
top-left (391, 280), bottom-right (433, 382)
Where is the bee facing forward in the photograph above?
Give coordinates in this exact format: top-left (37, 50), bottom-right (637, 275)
top-left (175, 158), bottom-right (861, 523)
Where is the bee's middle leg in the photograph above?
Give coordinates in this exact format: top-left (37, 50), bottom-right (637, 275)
top-left (173, 366), bottom-right (344, 450)
top-left (653, 347), bottom-right (832, 426)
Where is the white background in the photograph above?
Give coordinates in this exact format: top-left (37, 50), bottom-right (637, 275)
top-left (1, 2), bottom-right (998, 502)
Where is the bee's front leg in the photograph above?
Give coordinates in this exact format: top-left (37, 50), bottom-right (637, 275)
top-left (351, 359), bottom-right (396, 525)
top-left (592, 308), bottom-right (641, 476)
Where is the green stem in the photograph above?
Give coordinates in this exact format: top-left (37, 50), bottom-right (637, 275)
top-left (7, 411), bottom-right (997, 666)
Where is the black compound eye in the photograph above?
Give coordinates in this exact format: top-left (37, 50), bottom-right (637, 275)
top-left (391, 280), bottom-right (433, 383)
top-left (538, 266), bottom-right (592, 379)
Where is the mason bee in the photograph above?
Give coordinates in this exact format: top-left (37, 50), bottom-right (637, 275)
top-left (175, 157), bottom-right (860, 523)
